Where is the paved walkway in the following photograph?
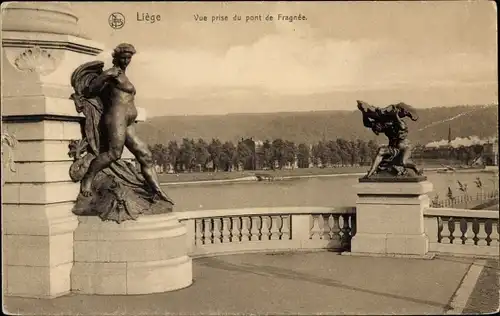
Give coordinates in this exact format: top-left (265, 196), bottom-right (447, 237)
top-left (4, 252), bottom-right (498, 315)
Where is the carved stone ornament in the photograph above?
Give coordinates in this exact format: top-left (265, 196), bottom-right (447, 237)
top-left (13, 46), bottom-right (56, 75)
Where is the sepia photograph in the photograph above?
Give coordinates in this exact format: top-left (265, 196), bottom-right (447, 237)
top-left (1, 1), bottom-right (498, 315)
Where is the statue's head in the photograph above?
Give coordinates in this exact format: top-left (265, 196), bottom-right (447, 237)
top-left (112, 43), bottom-right (136, 69)
top-left (396, 102), bottom-right (419, 121)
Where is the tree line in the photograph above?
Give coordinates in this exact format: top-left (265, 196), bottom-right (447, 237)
top-left (148, 138), bottom-right (382, 173)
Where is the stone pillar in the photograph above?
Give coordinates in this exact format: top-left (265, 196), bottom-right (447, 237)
top-left (1, 2), bottom-right (103, 298)
top-left (350, 179), bottom-right (434, 257)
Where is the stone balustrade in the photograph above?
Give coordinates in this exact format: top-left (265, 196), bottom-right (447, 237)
top-left (177, 205), bottom-right (498, 259)
top-left (177, 206), bottom-right (356, 258)
top-left (424, 207), bottom-right (499, 257)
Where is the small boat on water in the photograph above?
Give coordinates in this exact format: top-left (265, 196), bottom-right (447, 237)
top-left (437, 165), bottom-right (456, 173)
top-left (255, 173), bottom-right (285, 182)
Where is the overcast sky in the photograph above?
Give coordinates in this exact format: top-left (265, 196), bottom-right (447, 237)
top-left (72, 1), bottom-right (497, 116)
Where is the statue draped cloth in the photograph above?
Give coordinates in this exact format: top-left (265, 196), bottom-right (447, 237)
top-left (68, 61), bottom-right (173, 223)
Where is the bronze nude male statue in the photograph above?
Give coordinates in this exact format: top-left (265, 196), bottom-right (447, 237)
top-left (68, 43), bottom-right (174, 223)
top-left (357, 100), bottom-right (424, 179)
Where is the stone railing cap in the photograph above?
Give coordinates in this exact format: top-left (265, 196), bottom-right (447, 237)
top-left (424, 207), bottom-right (499, 219)
top-left (177, 206), bottom-right (356, 221)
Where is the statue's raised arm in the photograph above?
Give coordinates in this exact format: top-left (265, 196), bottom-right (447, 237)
top-left (356, 100), bottom-right (424, 180)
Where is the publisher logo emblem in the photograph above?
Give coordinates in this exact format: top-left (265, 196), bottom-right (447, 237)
top-left (109, 12), bottom-right (125, 29)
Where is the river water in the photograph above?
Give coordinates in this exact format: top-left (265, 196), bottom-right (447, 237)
top-left (161, 171), bottom-right (497, 212)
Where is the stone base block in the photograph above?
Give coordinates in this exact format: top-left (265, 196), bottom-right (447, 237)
top-left (3, 203), bottom-right (78, 298)
top-left (71, 213), bottom-right (193, 295)
top-left (4, 262), bottom-right (72, 298)
top-left (351, 233), bottom-right (387, 254)
top-left (72, 256), bottom-right (192, 295)
top-left (386, 234), bottom-right (429, 255)
top-left (351, 233), bottom-right (429, 256)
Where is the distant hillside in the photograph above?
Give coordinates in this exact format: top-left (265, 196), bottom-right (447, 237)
top-left (136, 104), bottom-right (498, 146)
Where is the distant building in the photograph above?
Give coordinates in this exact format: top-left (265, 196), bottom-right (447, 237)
top-left (483, 137), bottom-right (498, 166)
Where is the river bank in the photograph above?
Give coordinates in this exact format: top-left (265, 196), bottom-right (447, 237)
top-left (157, 163), bottom-right (497, 186)
top-left (158, 166), bottom-right (365, 185)
top-left (158, 165), bottom-right (470, 186)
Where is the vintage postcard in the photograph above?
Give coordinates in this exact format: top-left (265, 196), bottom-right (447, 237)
top-left (1, 1), bottom-right (498, 315)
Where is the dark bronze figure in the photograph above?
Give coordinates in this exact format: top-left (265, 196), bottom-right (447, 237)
top-left (357, 100), bottom-right (424, 179)
top-left (68, 43), bottom-right (174, 223)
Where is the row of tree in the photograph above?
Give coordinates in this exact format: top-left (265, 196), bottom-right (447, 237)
top-left (148, 138), bottom-right (384, 173)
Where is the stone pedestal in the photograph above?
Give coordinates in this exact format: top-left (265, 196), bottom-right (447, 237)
top-left (71, 213), bottom-right (193, 295)
top-left (350, 179), bottom-right (434, 257)
top-left (1, 3), bottom-right (104, 298)
top-left (1, 2), bottom-right (147, 298)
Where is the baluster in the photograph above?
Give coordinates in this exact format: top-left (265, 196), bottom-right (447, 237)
top-left (443, 217), bottom-right (454, 244)
top-left (437, 217), bottom-right (444, 242)
top-left (232, 217), bottom-right (242, 242)
top-left (464, 218), bottom-right (474, 245)
top-left (341, 214), bottom-right (352, 246)
top-left (476, 219), bottom-right (488, 246)
top-left (222, 217), bottom-right (232, 243)
top-left (263, 216), bottom-right (273, 240)
top-left (241, 217), bottom-right (251, 241)
top-left (484, 219), bottom-right (493, 246)
top-left (213, 218), bottom-right (223, 244)
top-left (203, 218), bottom-right (214, 244)
top-left (250, 216), bottom-right (260, 241)
top-left (451, 217), bottom-right (461, 244)
top-left (472, 218), bottom-right (480, 245)
top-left (490, 220), bottom-right (499, 248)
top-left (331, 214), bottom-right (342, 244)
top-left (322, 214), bottom-right (332, 240)
top-left (270, 216), bottom-right (281, 240)
top-left (459, 218), bottom-right (472, 245)
top-left (281, 215), bottom-right (291, 240)
top-left (317, 215), bottom-right (325, 239)
top-left (309, 215), bottom-right (321, 239)
top-left (195, 219), bottom-right (204, 245)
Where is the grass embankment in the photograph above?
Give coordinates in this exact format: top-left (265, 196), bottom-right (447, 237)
top-left (158, 166), bottom-right (367, 183)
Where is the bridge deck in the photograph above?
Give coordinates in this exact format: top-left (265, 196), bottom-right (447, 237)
top-left (5, 252), bottom-right (498, 315)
